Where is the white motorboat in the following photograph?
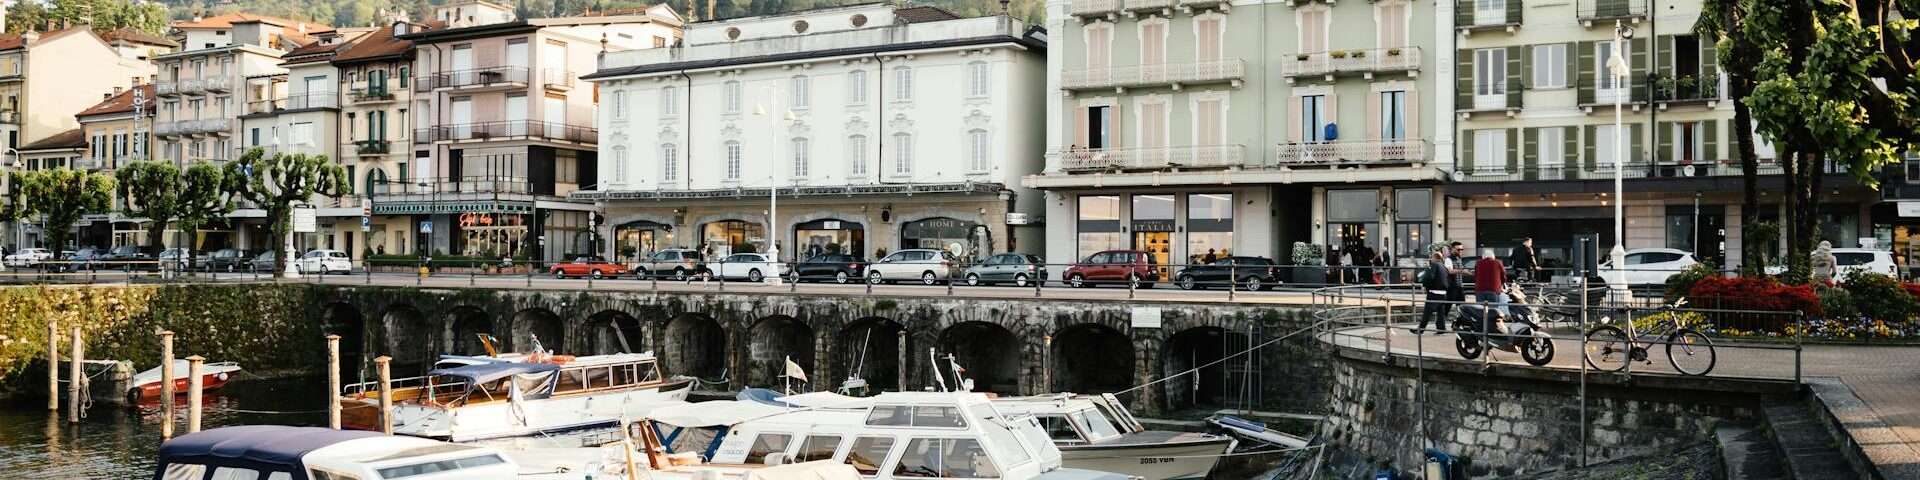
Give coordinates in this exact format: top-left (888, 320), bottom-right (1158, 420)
top-left (991, 394), bottom-right (1235, 480)
top-left (338, 351), bottom-right (693, 442)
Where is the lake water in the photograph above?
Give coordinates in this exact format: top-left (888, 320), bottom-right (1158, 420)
top-left (0, 375), bottom-right (329, 478)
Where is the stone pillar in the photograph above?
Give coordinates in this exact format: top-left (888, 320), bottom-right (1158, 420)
top-left (1134, 331), bottom-right (1164, 416)
top-left (814, 323), bottom-right (833, 393)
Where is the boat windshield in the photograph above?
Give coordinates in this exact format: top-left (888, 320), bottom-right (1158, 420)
top-left (373, 453), bottom-right (507, 479)
top-left (1035, 415), bottom-right (1085, 443)
top-left (1070, 409), bottom-right (1123, 442)
top-left (866, 405), bottom-right (968, 429)
top-left (967, 404), bottom-right (1033, 468)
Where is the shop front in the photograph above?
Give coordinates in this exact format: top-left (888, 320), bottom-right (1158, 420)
top-left (1318, 186), bottom-right (1438, 283)
top-left (702, 219), bottom-right (766, 257)
top-left (794, 219), bottom-right (864, 259)
top-left (614, 220), bottom-right (673, 263)
top-left (900, 217), bottom-right (986, 260)
top-left (1055, 189), bottom-right (1264, 268)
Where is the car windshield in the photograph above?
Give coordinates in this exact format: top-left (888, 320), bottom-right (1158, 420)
top-left (1836, 252), bottom-right (1878, 266)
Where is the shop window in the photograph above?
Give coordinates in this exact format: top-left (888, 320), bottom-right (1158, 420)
top-left (1187, 193), bottom-right (1234, 264)
top-left (1393, 188), bottom-right (1434, 260)
top-left (901, 217), bottom-right (986, 260)
top-left (1132, 195), bottom-right (1175, 271)
top-left (1078, 195), bottom-right (1123, 258)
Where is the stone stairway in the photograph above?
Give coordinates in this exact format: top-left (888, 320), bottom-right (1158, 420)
top-left (1715, 425), bottom-right (1788, 480)
top-left (1763, 403), bottom-right (1859, 480)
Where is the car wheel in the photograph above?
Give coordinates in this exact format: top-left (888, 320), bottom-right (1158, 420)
top-left (966, 273), bottom-right (981, 286)
top-left (748, 269), bottom-right (764, 283)
top-left (921, 271), bottom-right (938, 285)
top-left (867, 270), bottom-right (884, 285)
top-left (835, 271), bottom-right (850, 284)
top-left (671, 267), bottom-right (687, 281)
top-left (1177, 275), bottom-right (1197, 290)
top-left (636, 268), bottom-right (650, 279)
top-left (1069, 274), bottom-right (1086, 288)
top-left (1014, 273), bottom-right (1030, 287)
top-left (553, 270), bottom-right (566, 279)
top-left (591, 269), bottom-right (605, 280)
top-left (1243, 276), bottom-right (1264, 291)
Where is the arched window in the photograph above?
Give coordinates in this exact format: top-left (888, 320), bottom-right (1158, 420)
top-left (365, 167), bottom-right (388, 195)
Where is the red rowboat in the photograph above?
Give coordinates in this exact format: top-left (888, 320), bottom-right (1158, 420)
top-left (127, 360), bottom-right (242, 403)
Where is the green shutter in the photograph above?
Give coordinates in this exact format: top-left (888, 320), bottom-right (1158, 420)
top-left (1656, 35), bottom-right (1675, 80)
top-left (398, 161), bottom-right (408, 183)
top-left (1523, 127), bottom-right (1540, 180)
top-left (1630, 123), bottom-right (1645, 164)
top-left (1506, 46), bottom-right (1524, 108)
top-left (399, 66), bottom-right (410, 89)
top-left (1705, 121), bottom-right (1719, 162)
top-left (1506, 128), bottom-right (1519, 173)
top-left (1565, 42), bottom-right (1578, 90)
top-left (1701, 38), bottom-right (1719, 96)
top-left (1455, 0), bottom-right (1472, 27)
top-left (1725, 119), bottom-right (1741, 160)
top-left (1462, 129), bottom-right (1476, 173)
top-left (1577, 41), bottom-right (1596, 105)
top-left (1521, 45), bottom-right (1536, 90)
top-left (1655, 121), bottom-right (1672, 163)
top-left (1630, 37), bottom-right (1649, 102)
top-left (1506, 0), bottom-right (1522, 24)
top-left (1583, 125), bottom-right (1598, 171)
top-left (1458, 50), bottom-right (1475, 110)
top-left (1563, 126), bottom-right (1580, 178)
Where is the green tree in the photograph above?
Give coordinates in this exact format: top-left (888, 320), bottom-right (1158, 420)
top-left (115, 161), bottom-right (184, 258)
top-left (11, 169), bottom-right (114, 255)
top-left (9, 0), bottom-right (167, 35)
top-left (222, 148), bottom-right (351, 277)
top-left (1697, 0), bottom-right (1767, 275)
top-left (175, 162), bottom-right (233, 270)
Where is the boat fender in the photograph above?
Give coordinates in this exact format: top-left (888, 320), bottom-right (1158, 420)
top-left (216, 372), bottom-right (229, 381)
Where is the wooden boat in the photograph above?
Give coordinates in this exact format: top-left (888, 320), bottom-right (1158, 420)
top-left (338, 350), bottom-right (694, 442)
top-left (126, 359), bottom-right (242, 403)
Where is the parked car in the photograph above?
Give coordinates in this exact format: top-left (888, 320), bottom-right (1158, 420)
top-left (633, 248), bottom-right (707, 280)
top-left (712, 253), bottom-right (788, 282)
top-left (1833, 248), bottom-right (1899, 278)
top-left (550, 256), bottom-right (630, 279)
top-left (299, 249), bottom-right (354, 274)
top-left (962, 253), bottom-right (1047, 287)
top-left (866, 249), bottom-right (960, 285)
top-left (1174, 256), bottom-right (1282, 291)
top-left (1599, 248), bottom-right (1699, 285)
top-left (791, 253), bottom-right (866, 283)
top-left (207, 248), bottom-right (251, 271)
top-left (61, 248), bottom-right (106, 271)
top-left (1064, 250), bottom-right (1159, 288)
top-left (4, 248), bottom-right (53, 267)
top-left (248, 250), bottom-right (280, 272)
top-left (103, 245), bottom-right (151, 261)
top-left (158, 248), bottom-right (212, 270)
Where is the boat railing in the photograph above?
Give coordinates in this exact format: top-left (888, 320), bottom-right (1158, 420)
top-left (342, 374), bottom-right (456, 397)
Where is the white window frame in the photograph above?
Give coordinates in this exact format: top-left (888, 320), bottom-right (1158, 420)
top-left (611, 90), bottom-right (627, 119)
top-left (661, 86), bottom-right (680, 117)
top-left (1380, 90), bottom-right (1407, 140)
top-left (848, 135), bottom-right (868, 178)
top-left (1596, 41), bottom-right (1628, 103)
top-left (1537, 128), bottom-right (1565, 179)
top-left (1375, 1), bottom-right (1410, 48)
top-left (1532, 44), bottom-right (1566, 89)
top-left (725, 141), bottom-right (742, 180)
top-left (791, 137), bottom-right (810, 178)
top-left (891, 133), bottom-right (913, 176)
top-left (790, 75), bottom-right (810, 110)
top-left (612, 145), bottom-right (628, 185)
top-left (723, 81), bottom-right (742, 114)
top-left (967, 62), bottom-right (990, 98)
top-left (893, 67), bottom-right (913, 102)
top-left (1593, 125), bottom-right (1619, 169)
top-left (1672, 121), bottom-right (1705, 164)
top-left (661, 143), bottom-right (679, 182)
top-left (1475, 0), bottom-right (1507, 25)
top-left (1300, 94), bottom-right (1327, 142)
top-left (847, 70), bottom-right (867, 105)
top-left (967, 129), bottom-right (990, 172)
top-left (1474, 48), bottom-right (1507, 110)
top-left (1473, 130), bottom-right (1505, 174)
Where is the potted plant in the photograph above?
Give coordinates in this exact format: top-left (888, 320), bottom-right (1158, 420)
top-left (1330, 50), bottom-right (1349, 59)
top-left (1387, 48), bottom-right (1403, 56)
top-left (1297, 54), bottom-right (1311, 62)
top-left (1350, 50), bottom-right (1366, 59)
top-left (1290, 242), bottom-right (1327, 284)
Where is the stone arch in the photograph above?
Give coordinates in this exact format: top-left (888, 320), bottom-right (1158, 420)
top-left (321, 302), bottom-right (367, 377)
top-left (747, 315), bottom-right (814, 389)
top-left (586, 309), bottom-right (646, 355)
top-left (447, 306), bottom-right (495, 356)
top-left (1051, 323), bottom-right (1134, 395)
top-left (1161, 326), bottom-right (1248, 412)
top-left (663, 313), bottom-right (727, 380)
top-left (381, 304), bottom-right (435, 371)
top-left (937, 321), bottom-right (1020, 395)
top-left (837, 317), bottom-right (906, 393)
top-left (513, 308), bottom-right (566, 354)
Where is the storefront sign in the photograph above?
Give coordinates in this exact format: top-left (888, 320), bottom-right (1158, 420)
top-left (1131, 219), bottom-right (1176, 233)
top-left (292, 207), bottom-right (317, 233)
top-left (824, 220), bottom-right (841, 230)
top-left (1006, 213), bottom-right (1031, 225)
top-left (1130, 307), bottom-right (1163, 329)
top-left (1899, 201), bottom-right (1920, 218)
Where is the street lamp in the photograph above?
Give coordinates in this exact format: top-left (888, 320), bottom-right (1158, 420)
top-left (755, 87), bottom-right (796, 285)
top-left (1607, 21), bottom-right (1634, 295)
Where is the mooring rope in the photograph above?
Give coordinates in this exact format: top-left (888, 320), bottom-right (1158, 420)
top-left (1111, 319), bottom-right (1328, 397)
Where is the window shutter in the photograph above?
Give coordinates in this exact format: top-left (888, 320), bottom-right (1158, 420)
top-left (1506, 0), bottom-right (1522, 23)
top-left (1456, 50), bottom-right (1474, 109)
top-left (1405, 88), bottom-right (1421, 140)
top-left (1074, 107), bottom-right (1089, 148)
top-left (1655, 121), bottom-right (1673, 163)
top-left (1563, 126), bottom-right (1579, 177)
top-left (1367, 91), bottom-right (1382, 140)
top-left (1630, 123), bottom-right (1645, 164)
top-left (1725, 119), bottom-right (1740, 161)
top-left (1656, 35), bottom-right (1675, 81)
top-left (1520, 45), bottom-right (1535, 90)
top-left (1110, 104), bottom-right (1123, 150)
top-left (1505, 46), bottom-right (1523, 107)
top-left (1630, 37), bottom-right (1649, 102)
top-left (1577, 42), bottom-right (1595, 105)
top-left (1461, 129), bottom-right (1475, 172)
top-left (1701, 39), bottom-right (1720, 95)
top-left (1583, 125), bottom-right (1598, 171)
top-left (1705, 121), bottom-right (1719, 162)
top-left (1325, 93), bottom-right (1339, 140)
top-left (1522, 127), bottom-right (1539, 178)
top-left (1564, 42), bottom-right (1578, 90)
top-left (1505, 128), bottom-right (1519, 173)
top-left (1454, 0), bottom-right (1471, 27)
top-left (1287, 96), bottom-right (1303, 143)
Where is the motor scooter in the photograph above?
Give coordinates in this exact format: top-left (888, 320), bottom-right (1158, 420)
top-left (1451, 284), bottom-right (1556, 366)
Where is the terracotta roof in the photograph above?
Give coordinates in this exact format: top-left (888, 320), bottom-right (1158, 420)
top-left (282, 39), bottom-right (348, 61)
top-left (101, 27), bottom-right (179, 47)
top-left (20, 128), bottom-right (87, 151)
top-left (893, 6), bottom-right (961, 23)
top-left (76, 84), bottom-right (157, 117)
top-left (332, 23), bottom-right (424, 64)
top-left (0, 35), bottom-right (23, 51)
top-left (173, 13), bottom-right (334, 34)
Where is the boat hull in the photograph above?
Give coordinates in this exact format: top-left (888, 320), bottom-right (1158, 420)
top-left (128, 372), bottom-right (233, 403)
top-left (341, 377), bottom-right (695, 441)
top-left (1058, 436), bottom-right (1234, 480)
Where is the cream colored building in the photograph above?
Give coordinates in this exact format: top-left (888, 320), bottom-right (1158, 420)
top-left (335, 22), bottom-right (430, 258)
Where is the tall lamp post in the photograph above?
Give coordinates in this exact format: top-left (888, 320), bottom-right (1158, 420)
top-left (1607, 21), bottom-right (1634, 295)
top-left (755, 87), bottom-right (795, 285)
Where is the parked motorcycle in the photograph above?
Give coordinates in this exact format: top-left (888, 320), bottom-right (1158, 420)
top-left (1451, 285), bottom-right (1556, 366)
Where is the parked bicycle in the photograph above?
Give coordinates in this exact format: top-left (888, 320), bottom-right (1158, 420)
top-left (1582, 297), bottom-right (1718, 375)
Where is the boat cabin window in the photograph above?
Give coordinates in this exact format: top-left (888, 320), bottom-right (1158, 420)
top-left (373, 453), bottom-right (508, 479)
top-left (555, 361), bottom-right (663, 392)
top-left (866, 405), bottom-right (967, 428)
top-left (1071, 409), bottom-right (1123, 441)
top-left (744, 433), bottom-right (793, 464)
top-left (892, 438), bottom-right (1001, 479)
top-left (208, 466), bottom-right (266, 480)
top-left (162, 464), bottom-right (207, 480)
top-left (844, 436), bottom-right (897, 475)
top-left (795, 434), bottom-right (843, 462)
top-left (968, 404), bottom-right (1033, 467)
top-left (309, 468), bottom-right (364, 480)
top-left (1035, 415), bottom-right (1083, 442)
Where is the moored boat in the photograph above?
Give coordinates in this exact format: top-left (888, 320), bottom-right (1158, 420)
top-left (992, 394), bottom-right (1235, 480)
top-left (126, 359), bottom-right (242, 403)
top-left (338, 351), bottom-right (694, 442)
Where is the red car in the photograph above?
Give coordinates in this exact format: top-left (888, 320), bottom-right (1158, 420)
top-left (550, 256), bottom-right (631, 279)
top-left (1064, 250), bottom-right (1159, 288)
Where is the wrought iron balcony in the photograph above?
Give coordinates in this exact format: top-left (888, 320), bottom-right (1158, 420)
top-left (349, 88), bottom-right (396, 104)
top-left (427, 120), bottom-right (597, 144)
top-left (1577, 0), bottom-right (1646, 25)
top-left (1455, 0), bottom-right (1523, 33)
top-left (1274, 139), bottom-right (1429, 166)
top-left (355, 140), bottom-right (391, 156)
top-left (1056, 145), bottom-right (1246, 172)
top-left (1060, 59), bottom-right (1246, 91)
top-left (246, 93), bottom-right (339, 114)
top-left (419, 66), bottom-right (530, 91)
top-left (1452, 160), bottom-right (1786, 182)
top-left (1279, 47), bottom-right (1423, 80)
top-left (1653, 75), bottom-right (1720, 107)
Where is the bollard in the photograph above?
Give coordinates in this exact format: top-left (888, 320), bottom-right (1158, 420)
top-left (186, 355), bottom-right (204, 434)
top-left (160, 330), bottom-right (175, 438)
top-left (326, 334), bottom-right (342, 429)
top-left (47, 321), bottom-right (57, 411)
top-left (375, 356), bottom-right (393, 435)
top-left (68, 326), bottom-right (83, 424)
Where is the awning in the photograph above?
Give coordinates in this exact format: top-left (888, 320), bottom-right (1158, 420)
top-left (427, 362), bottom-right (560, 384)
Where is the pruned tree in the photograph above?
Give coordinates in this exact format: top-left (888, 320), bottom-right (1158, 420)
top-left (12, 169), bottom-right (114, 256)
top-left (223, 148), bottom-right (352, 277)
top-left (115, 161), bottom-right (183, 258)
top-left (1697, 0), bottom-right (1767, 275)
top-left (176, 162), bottom-right (234, 270)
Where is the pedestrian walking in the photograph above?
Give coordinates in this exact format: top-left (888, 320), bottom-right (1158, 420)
top-left (1510, 237), bottom-right (1540, 282)
top-left (1475, 249), bottom-right (1509, 315)
top-left (1417, 250), bottom-right (1451, 334)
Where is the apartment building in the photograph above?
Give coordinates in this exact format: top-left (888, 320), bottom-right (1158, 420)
top-left (0, 28), bottom-right (154, 156)
top-left (334, 21), bottom-right (428, 258)
top-left (101, 27), bottom-right (181, 62)
top-left (395, 1), bottom-right (682, 262)
top-left (154, 14), bottom-right (331, 165)
top-left (582, 4), bottom-right (1048, 264)
top-left (1030, 0), bottom-right (1445, 274)
top-left (1444, 0), bottom-right (1871, 271)
top-left (238, 30), bottom-right (368, 255)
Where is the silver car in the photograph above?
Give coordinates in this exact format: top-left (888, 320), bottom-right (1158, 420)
top-left (866, 249), bottom-right (960, 285)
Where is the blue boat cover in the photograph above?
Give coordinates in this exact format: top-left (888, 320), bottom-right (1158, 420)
top-left (154, 425), bottom-right (381, 480)
top-left (736, 387), bottom-right (794, 407)
top-left (427, 361), bottom-right (561, 384)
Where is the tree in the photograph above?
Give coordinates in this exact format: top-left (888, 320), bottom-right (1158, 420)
top-left (222, 148), bottom-right (351, 277)
top-left (11, 169), bottom-right (114, 256)
top-left (9, 0), bottom-right (168, 35)
top-left (175, 162), bottom-right (233, 270)
top-left (1698, 0), bottom-right (1766, 275)
top-left (115, 161), bottom-right (183, 258)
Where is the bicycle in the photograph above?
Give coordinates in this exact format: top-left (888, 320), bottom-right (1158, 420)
top-left (1582, 297), bottom-right (1718, 376)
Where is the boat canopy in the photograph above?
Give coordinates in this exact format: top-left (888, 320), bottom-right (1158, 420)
top-left (155, 426), bottom-right (381, 480)
top-left (427, 361), bottom-right (560, 384)
top-left (771, 391), bottom-right (875, 409)
top-left (649, 400), bottom-right (791, 427)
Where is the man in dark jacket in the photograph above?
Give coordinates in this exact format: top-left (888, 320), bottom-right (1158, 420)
top-left (1417, 250), bottom-right (1452, 334)
top-left (1510, 237), bottom-right (1540, 282)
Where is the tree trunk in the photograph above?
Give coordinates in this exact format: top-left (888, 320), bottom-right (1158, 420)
top-left (269, 205), bottom-right (291, 278)
top-left (1732, 77), bottom-right (1761, 274)
top-left (1783, 149), bottom-right (1803, 268)
top-left (146, 222), bottom-right (167, 260)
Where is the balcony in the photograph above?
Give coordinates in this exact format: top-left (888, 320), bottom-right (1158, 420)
top-left (419, 66), bottom-right (529, 91)
top-left (349, 88), bottom-right (396, 104)
top-left (354, 140), bottom-right (391, 156)
top-left (175, 79), bottom-right (204, 96)
top-left (1653, 75), bottom-right (1720, 109)
top-left (369, 176), bottom-right (536, 206)
top-left (1454, 161), bottom-right (1785, 182)
top-left (1455, 1), bottom-right (1522, 35)
top-left (541, 69), bottom-right (573, 92)
top-left (1057, 145), bottom-right (1246, 172)
top-left (1274, 139), bottom-right (1429, 166)
top-left (1279, 47), bottom-right (1423, 81)
top-left (1069, 0), bottom-right (1121, 19)
top-left (1060, 59), bottom-right (1246, 92)
top-left (0, 69), bottom-right (21, 82)
top-left (246, 93), bottom-right (339, 114)
top-left (0, 110), bottom-right (18, 125)
top-left (1577, 0), bottom-right (1646, 26)
top-left (202, 76), bottom-right (232, 92)
top-left (604, 16), bottom-right (1029, 70)
top-left (1176, 0), bottom-right (1229, 12)
top-left (1122, 0), bottom-right (1173, 15)
top-left (193, 118), bottom-right (231, 136)
top-left (427, 120), bottom-right (597, 144)
top-left (156, 82), bottom-right (180, 97)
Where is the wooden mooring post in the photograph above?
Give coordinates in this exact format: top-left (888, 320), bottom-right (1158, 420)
top-left (375, 356), bottom-right (393, 435)
top-left (160, 330), bottom-right (175, 439)
top-left (326, 335), bottom-right (341, 429)
top-left (186, 355), bottom-right (204, 434)
top-left (46, 321), bottom-right (57, 411)
top-left (67, 326), bottom-right (82, 424)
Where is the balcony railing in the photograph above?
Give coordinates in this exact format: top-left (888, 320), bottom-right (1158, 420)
top-left (1279, 47), bottom-right (1423, 79)
top-left (1070, 0), bottom-right (1121, 17)
top-left (202, 76), bottom-right (232, 92)
top-left (1274, 139), bottom-right (1429, 166)
top-left (247, 93), bottom-right (338, 113)
top-left (194, 118), bottom-right (231, 135)
top-left (1454, 160), bottom-right (1787, 182)
top-left (177, 79), bottom-right (204, 95)
top-left (1455, 1), bottom-right (1523, 31)
top-left (602, 16), bottom-right (1029, 70)
top-left (1577, 0), bottom-right (1646, 24)
top-left (541, 69), bottom-right (573, 91)
top-left (370, 176), bottom-right (533, 198)
top-left (1653, 75), bottom-right (1720, 105)
top-left (0, 110), bottom-right (18, 125)
top-left (1057, 145), bottom-right (1246, 172)
top-left (156, 82), bottom-right (180, 96)
top-left (419, 66), bottom-right (530, 91)
top-left (1122, 0), bottom-right (1173, 13)
top-left (349, 88), bottom-right (396, 103)
top-left (1176, 0), bottom-right (1230, 11)
top-left (427, 120), bottom-right (598, 144)
top-left (1060, 59), bottom-right (1246, 91)
top-left (355, 140), bottom-right (392, 155)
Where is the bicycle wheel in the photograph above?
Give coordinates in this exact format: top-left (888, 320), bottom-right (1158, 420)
top-left (1583, 325), bottom-right (1630, 372)
top-left (1665, 329), bottom-right (1717, 376)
